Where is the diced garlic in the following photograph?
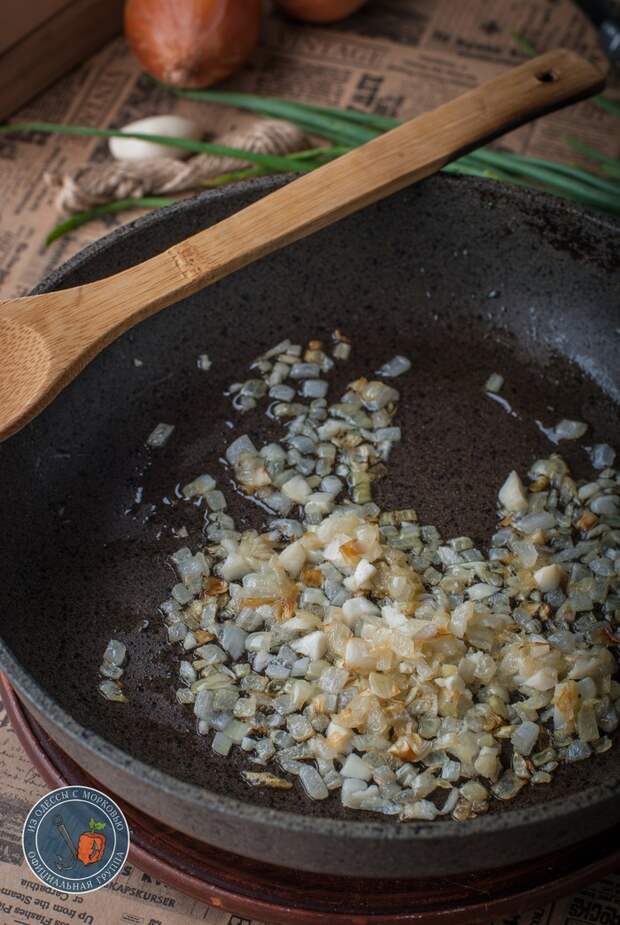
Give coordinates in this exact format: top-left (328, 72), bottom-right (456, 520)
top-left (485, 372), bottom-right (504, 393)
top-left (341, 778), bottom-right (368, 807)
top-left (499, 470), bottom-right (528, 513)
top-left (278, 540), bottom-right (307, 577)
top-left (534, 563), bottom-right (564, 592)
top-left (344, 638), bottom-right (377, 672)
top-left (292, 631), bottom-right (327, 661)
top-left (212, 732), bottom-right (233, 756)
top-left (381, 604), bottom-right (408, 628)
top-left (553, 419), bottom-right (588, 441)
top-left (400, 800), bottom-right (439, 821)
top-left (226, 435), bottom-right (257, 465)
top-left (341, 753), bottom-right (373, 781)
top-left (151, 334), bottom-right (620, 826)
top-left (511, 721), bottom-right (539, 756)
top-left (525, 668), bottom-right (558, 691)
top-left (591, 495), bottom-right (619, 516)
top-left (182, 474), bottom-right (216, 498)
top-left (282, 475), bottom-right (312, 503)
top-left (343, 558), bottom-right (376, 591)
top-left (342, 597), bottom-right (380, 624)
top-left (220, 551), bottom-right (252, 582)
top-left (299, 764), bottom-right (329, 800)
top-left (450, 601), bottom-right (474, 638)
top-left (467, 583), bottom-right (496, 600)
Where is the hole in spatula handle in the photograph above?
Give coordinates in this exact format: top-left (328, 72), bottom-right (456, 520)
top-left (535, 69), bottom-right (559, 82)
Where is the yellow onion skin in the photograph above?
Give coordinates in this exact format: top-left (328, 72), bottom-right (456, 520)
top-left (275, 0), bottom-right (367, 23)
top-left (125, 0), bottom-right (263, 88)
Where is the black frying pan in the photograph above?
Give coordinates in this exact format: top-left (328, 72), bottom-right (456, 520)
top-left (0, 174), bottom-right (618, 878)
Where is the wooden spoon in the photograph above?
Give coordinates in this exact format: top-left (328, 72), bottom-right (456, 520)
top-left (0, 49), bottom-right (604, 442)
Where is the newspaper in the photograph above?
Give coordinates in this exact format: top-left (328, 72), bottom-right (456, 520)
top-left (0, 701), bottom-right (265, 924)
top-left (0, 0), bottom-right (619, 921)
top-left (0, 0), bottom-right (618, 298)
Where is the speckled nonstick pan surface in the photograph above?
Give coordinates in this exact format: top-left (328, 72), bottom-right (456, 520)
top-left (0, 174), bottom-right (618, 878)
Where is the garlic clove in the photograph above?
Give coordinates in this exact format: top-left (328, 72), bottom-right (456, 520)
top-left (109, 115), bottom-right (203, 162)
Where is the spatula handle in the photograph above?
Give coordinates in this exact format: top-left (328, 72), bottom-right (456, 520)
top-left (89, 48), bottom-right (603, 324)
top-left (9, 48), bottom-right (604, 346)
top-left (170, 48), bottom-right (603, 289)
top-left (0, 47), bottom-right (603, 447)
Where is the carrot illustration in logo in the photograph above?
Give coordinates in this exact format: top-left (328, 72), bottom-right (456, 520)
top-left (30, 790), bottom-right (128, 892)
top-left (77, 818), bottom-right (107, 865)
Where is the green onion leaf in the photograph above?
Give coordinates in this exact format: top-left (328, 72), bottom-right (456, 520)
top-left (166, 87), bottom-right (380, 146)
top-left (290, 100), bottom-right (400, 132)
top-left (592, 96), bottom-right (620, 119)
top-left (510, 32), bottom-right (538, 57)
top-left (45, 197), bottom-right (177, 245)
top-left (470, 148), bottom-right (620, 198)
top-left (0, 121), bottom-right (314, 173)
top-left (564, 138), bottom-right (620, 179)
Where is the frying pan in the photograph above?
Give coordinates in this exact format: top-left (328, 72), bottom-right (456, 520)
top-left (0, 173), bottom-right (618, 879)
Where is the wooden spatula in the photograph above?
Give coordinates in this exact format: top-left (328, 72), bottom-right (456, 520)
top-left (0, 49), bottom-right (604, 442)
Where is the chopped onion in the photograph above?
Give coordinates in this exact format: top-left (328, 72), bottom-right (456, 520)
top-left (282, 475), bottom-right (312, 503)
top-left (290, 362), bottom-right (320, 379)
top-left (99, 680), bottom-right (127, 703)
top-left (292, 631), bottom-right (327, 660)
top-left (511, 721), bottom-right (539, 756)
top-left (212, 732), bottom-right (233, 756)
top-left (299, 764), bottom-right (329, 800)
top-left (341, 778), bottom-right (368, 807)
top-left (376, 355), bottom-right (411, 378)
top-left (301, 379), bottom-right (329, 398)
top-left (590, 495), bottom-right (618, 516)
top-left (341, 753), bottom-right (372, 780)
top-left (517, 511), bottom-right (556, 533)
top-left (553, 419), bottom-right (588, 441)
top-left (358, 381), bottom-right (399, 411)
top-left (484, 372), bottom-right (504, 393)
top-left (498, 470), bottom-right (528, 514)
top-left (103, 639), bottom-right (126, 667)
top-left (205, 490), bottom-right (227, 511)
top-left (226, 435), bottom-right (257, 465)
top-left (146, 422), bottom-right (174, 448)
top-left (588, 444), bottom-right (616, 470)
top-left (119, 332), bottom-right (619, 824)
top-left (534, 564), bottom-right (564, 592)
top-left (183, 474), bottom-right (216, 498)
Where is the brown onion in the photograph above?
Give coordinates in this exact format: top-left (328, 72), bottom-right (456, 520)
top-left (125, 0), bottom-right (263, 88)
top-left (275, 0), bottom-right (367, 23)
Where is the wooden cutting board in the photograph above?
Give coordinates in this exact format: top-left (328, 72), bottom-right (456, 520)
top-left (0, 0), bottom-right (124, 119)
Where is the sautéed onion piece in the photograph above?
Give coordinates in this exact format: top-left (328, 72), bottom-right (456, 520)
top-left (104, 335), bottom-right (619, 821)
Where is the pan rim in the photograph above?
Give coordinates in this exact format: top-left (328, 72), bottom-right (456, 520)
top-left (30, 174), bottom-right (620, 301)
top-left (2, 173), bottom-right (620, 844)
